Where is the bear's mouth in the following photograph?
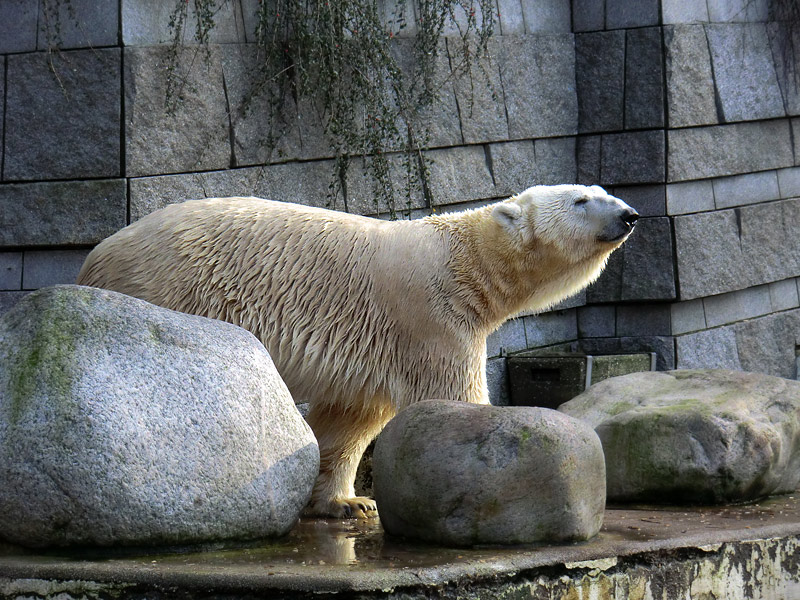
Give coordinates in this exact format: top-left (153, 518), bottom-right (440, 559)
top-left (599, 213), bottom-right (638, 243)
top-left (598, 228), bottom-right (633, 243)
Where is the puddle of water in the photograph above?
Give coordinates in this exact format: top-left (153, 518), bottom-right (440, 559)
top-left (2, 496), bottom-right (799, 574)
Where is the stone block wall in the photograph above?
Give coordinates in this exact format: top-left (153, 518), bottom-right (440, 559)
top-left (1, 0), bottom-right (798, 404)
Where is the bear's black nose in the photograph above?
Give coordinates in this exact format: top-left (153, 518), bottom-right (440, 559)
top-left (621, 209), bottom-right (639, 228)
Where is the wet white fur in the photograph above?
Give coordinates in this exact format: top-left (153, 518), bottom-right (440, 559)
top-left (77, 184), bottom-right (634, 516)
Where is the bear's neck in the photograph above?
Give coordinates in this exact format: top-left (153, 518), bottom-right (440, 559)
top-left (427, 207), bottom-right (609, 334)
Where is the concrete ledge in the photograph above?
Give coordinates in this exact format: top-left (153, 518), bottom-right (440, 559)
top-left (1, 497), bottom-right (800, 598)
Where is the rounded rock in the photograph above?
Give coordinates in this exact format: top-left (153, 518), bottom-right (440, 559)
top-left (0, 285), bottom-right (319, 548)
top-left (373, 400), bottom-right (605, 547)
top-left (559, 369), bottom-right (800, 504)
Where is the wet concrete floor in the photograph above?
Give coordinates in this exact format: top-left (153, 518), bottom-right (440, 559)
top-left (1, 495), bottom-right (800, 595)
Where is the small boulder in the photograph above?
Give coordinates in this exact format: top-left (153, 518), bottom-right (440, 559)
top-left (559, 369), bottom-right (800, 504)
top-left (373, 400), bottom-right (605, 547)
top-left (0, 285), bottom-right (319, 548)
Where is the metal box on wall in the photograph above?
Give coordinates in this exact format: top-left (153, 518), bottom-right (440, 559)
top-left (507, 352), bottom-right (656, 409)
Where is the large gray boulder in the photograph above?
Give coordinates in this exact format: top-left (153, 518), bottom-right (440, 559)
top-left (0, 285), bottom-right (319, 548)
top-left (559, 369), bottom-right (800, 504)
top-left (373, 400), bottom-right (605, 547)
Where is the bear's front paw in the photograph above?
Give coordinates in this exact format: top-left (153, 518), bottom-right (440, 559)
top-left (306, 496), bottom-right (378, 519)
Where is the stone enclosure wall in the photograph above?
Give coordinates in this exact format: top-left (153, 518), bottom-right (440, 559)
top-left (1, 0), bottom-right (799, 402)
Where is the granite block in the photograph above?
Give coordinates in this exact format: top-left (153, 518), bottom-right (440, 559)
top-left (492, 137), bottom-right (577, 196)
top-left (616, 305), bottom-right (672, 337)
top-left (129, 173), bottom-right (217, 221)
top-left (220, 45), bottom-right (331, 166)
top-left (521, 0), bottom-right (571, 32)
top-left (346, 154), bottom-right (433, 216)
top-left (662, 0), bottom-right (710, 23)
top-left (380, 0), bottom-right (418, 37)
top-left (571, 0), bottom-right (604, 32)
top-left (797, 280), bottom-right (800, 312)
top-left (499, 34), bottom-right (578, 139)
top-left (664, 25), bottom-right (719, 128)
top-left (441, 0), bottom-right (492, 37)
top-left (588, 217), bottom-right (676, 302)
top-left (489, 141), bottom-right (537, 196)
top-left (675, 327), bottom-right (743, 370)
top-left (37, 0), bottom-right (118, 49)
top-left (426, 146), bottom-right (496, 205)
top-left (487, 318), bottom-right (528, 357)
top-left (546, 290), bottom-right (587, 312)
top-left (707, 0), bottom-right (768, 22)
top-left (4, 49), bottom-right (121, 181)
top-left (0, 180), bottom-right (127, 247)
top-left (601, 130), bottom-right (665, 185)
top-left (0, 291), bottom-right (29, 317)
top-left (742, 200), bottom-right (800, 286)
top-left (497, 0), bottom-right (525, 34)
top-left (0, 57), bottom-right (4, 177)
top-left (523, 309), bottom-right (578, 348)
top-left (625, 28), bottom-right (664, 130)
top-left (704, 285), bottom-right (773, 328)
top-left (393, 39), bottom-right (463, 148)
top-left (706, 23), bottom-right (784, 122)
top-left (735, 310), bottom-right (800, 380)
top-left (712, 171), bottom-right (780, 209)
top-left (533, 137), bottom-right (577, 185)
top-left (486, 357), bottom-right (510, 406)
top-left (674, 209), bottom-right (743, 300)
top-left (0, 253), bottom-right (23, 290)
top-left (768, 22), bottom-right (800, 117)
top-left (586, 247), bottom-right (623, 302)
top-left (449, 37), bottom-right (508, 144)
top-left (0, 0), bottom-right (37, 53)
top-left (122, 0), bottom-right (246, 46)
top-left (668, 120), bottom-right (794, 182)
top-left (575, 31), bottom-right (625, 133)
top-left (610, 185), bottom-right (666, 217)
top-left (666, 180), bottom-right (715, 215)
top-left (622, 218), bottom-right (676, 301)
top-left (577, 305), bottom-right (616, 338)
top-left (670, 299), bottom-right (706, 335)
top-left (576, 135), bottom-right (601, 184)
top-left (125, 46), bottom-right (230, 177)
top-left (768, 278), bottom-right (800, 312)
top-left (605, 0), bottom-right (658, 28)
top-left (22, 249), bottom-right (92, 290)
top-left (794, 118), bottom-right (800, 165)
top-left (778, 167), bottom-right (800, 198)
top-left (129, 161), bottom-right (368, 223)
top-left (674, 199), bottom-right (800, 299)
top-left (245, 161), bottom-right (338, 209)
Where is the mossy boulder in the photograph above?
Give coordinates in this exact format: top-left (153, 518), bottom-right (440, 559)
top-left (372, 400), bottom-right (605, 547)
top-left (0, 285), bottom-right (319, 548)
top-left (559, 369), bottom-right (800, 504)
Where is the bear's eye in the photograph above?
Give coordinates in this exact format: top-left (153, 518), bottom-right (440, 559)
top-left (574, 197), bottom-right (588, 206)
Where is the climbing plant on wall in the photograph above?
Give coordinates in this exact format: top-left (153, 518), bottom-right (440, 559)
top-left (167, 0), bottom-right (495, 217)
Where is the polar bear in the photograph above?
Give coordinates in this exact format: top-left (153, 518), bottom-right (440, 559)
top-left (77, 185), bottom-right (638, 518)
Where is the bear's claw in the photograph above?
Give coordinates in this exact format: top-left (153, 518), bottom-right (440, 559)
top-left (339, 496), bottom-right (378, 519)
top-left (306, 496), bottom-right (378, 519)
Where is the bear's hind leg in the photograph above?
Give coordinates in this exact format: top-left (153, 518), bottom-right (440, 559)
top-left (304, 400), bottom-right (394, 519)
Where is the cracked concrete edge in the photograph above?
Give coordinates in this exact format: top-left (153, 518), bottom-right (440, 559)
top-left (1, 522), bottom-right (799, 597)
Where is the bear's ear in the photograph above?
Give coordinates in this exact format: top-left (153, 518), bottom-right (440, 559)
top-left (493, 203), bottom-right (523, 233)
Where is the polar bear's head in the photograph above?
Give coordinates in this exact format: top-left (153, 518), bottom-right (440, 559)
top-left (492, 184), bottom-right (638, 261)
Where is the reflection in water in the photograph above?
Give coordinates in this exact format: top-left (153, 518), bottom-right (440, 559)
top-left (27, 496), bottom-right (798, 574)
top-left (273, 518), bottom-right (450, 567)
top-left (145, 517), bottom-right (485, 570)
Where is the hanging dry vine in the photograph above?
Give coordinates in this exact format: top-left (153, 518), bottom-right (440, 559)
top-left (167, 0), bottom-right (495, 217)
